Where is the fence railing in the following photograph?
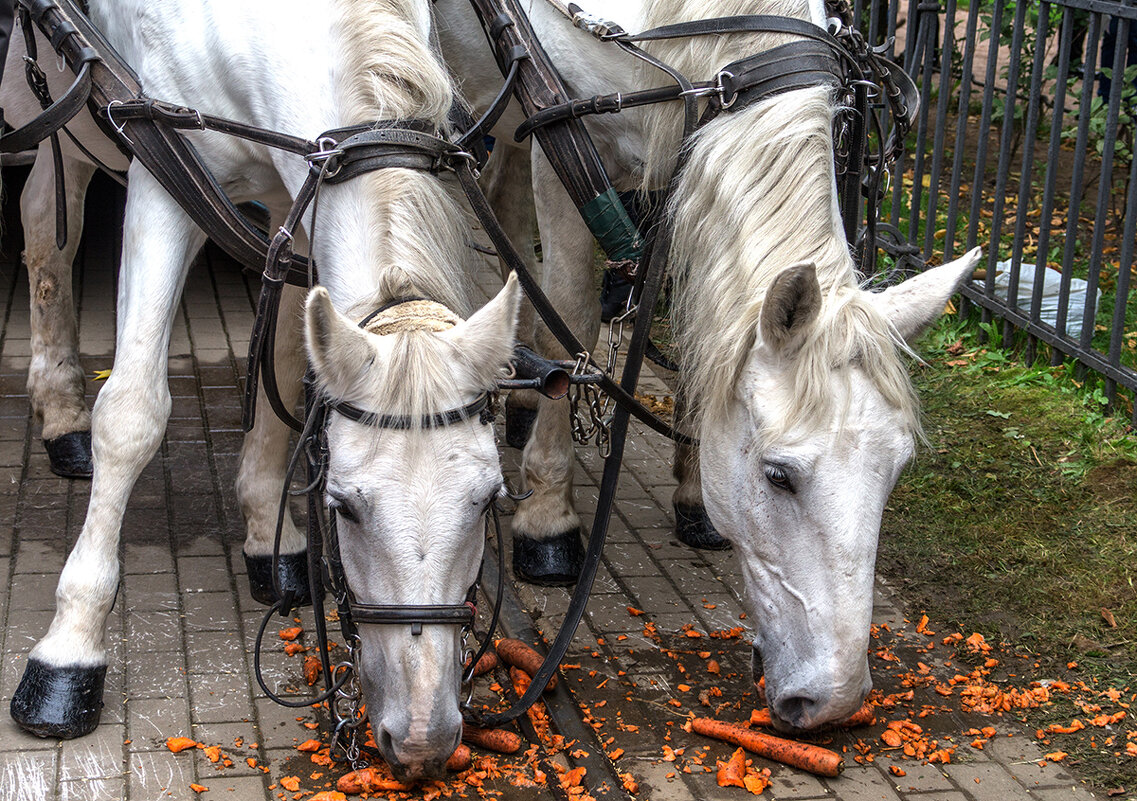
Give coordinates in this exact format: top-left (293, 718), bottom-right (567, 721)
top-left (853, 0), bottom-right (1137, 424)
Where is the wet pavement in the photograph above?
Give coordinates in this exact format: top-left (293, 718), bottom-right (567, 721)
top-left (0, 172), bottom-right (1105, 799)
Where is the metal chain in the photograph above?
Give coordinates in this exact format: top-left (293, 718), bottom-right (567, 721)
top-left (568, 292), bottom-right (637, 457)
top-left (327, 637), bottom-right (368, 769)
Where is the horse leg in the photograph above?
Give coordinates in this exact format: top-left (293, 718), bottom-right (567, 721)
top-left (22, 147), bottom-right (97, 477)
top-left (235, 277), bottom-right (313, 605)
top-left (511, 148), bottom-right (598, 585)
top-left (672, 432), bottom-right (730, 550)
top-left (10, 172), bottom-right (205, 738)
top-left (481, 144), bottom-right (540, 449)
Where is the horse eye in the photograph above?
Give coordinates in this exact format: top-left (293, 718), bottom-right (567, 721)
top-left (764, 464), bottom-right (795, 493)
top-left (328, 497), bottom-right (359, 524)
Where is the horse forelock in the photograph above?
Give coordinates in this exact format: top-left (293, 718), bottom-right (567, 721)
top-left (317, 0), bottom-right (482, 424)
top-left (665, 84), bottom-right (921, 443)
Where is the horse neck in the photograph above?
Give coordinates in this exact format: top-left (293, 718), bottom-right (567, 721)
top-left (669, 85), bottom-right (857, 432)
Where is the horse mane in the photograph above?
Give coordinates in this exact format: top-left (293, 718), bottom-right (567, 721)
top-left (321, 0), bottom-right (490, 420)
top-left (638, 0), bottom-right (920, 441)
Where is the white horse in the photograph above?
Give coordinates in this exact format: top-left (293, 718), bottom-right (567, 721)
top-left (434, 0), bottom-right (980, 730)
top-left (3, 0), bottom-right (519, 777)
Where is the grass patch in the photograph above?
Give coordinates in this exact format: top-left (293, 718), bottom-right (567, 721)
top-left (879, 315), bottom-right (1137, 789)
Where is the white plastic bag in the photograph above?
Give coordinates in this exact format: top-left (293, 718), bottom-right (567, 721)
top-left (990, 259), bottom-right (1101, 341)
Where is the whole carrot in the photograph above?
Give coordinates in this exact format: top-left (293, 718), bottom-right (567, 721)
top-left (689, 716), bottom-right (843, 777)
top-left (446, 743), bottom-right (472, 772)
top-left (750, 701), bottom-right (876, 730)
top-left (495, 638), bottom-right (557, 692)
top-left (465, 651), bottom-right (498, 677)
top-left (462, 724), bottom-right (523, 755)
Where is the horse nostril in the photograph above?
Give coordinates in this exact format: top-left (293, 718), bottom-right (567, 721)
top-left (773, 695), bottom-right (817, 730)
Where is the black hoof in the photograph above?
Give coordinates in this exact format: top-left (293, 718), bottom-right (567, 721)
top-left (10, 658), bottom-right (106, 739)
top-left (504, 403), bottom-right (537, 449)
top-left (513, 528), bottom-right (584, 586)
top-left (44, 431), bottom-right (93, 479)
top-left (674, 503), bottom-right (731, 550)
top-left (244, 551), bottom-right (317, 608)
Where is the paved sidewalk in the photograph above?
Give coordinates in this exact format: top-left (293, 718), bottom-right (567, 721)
top-left (0, 174), bottom-right (1104, 800)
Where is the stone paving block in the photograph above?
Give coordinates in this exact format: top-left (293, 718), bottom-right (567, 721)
top-left (188, 671), bottom-right (255, 724)
top-left (0, 750), bottom-right (58, 801)
top-left (943, 760), bottom-right (1028, 798)
top-left (128, 695), bottom-right (193, 749)
top-left (823, 765), bottom-right (903, 800)
top-left (764, 765), bottom-right (832, 798)
top-left (3, 608), bottom-right (54, 652)
top-left (195, 774), bottom-right (270, 798)
top-left (900, 792), bottom-right (972, 801)
top-left (603, 542), bottom-right (661, 577)
top-left (12, 539), bottom-right (67, 575)
top-left (185, 630), bottom-right (247, 675)
top-left (59, 777), bottom-right (128, 801)
top-left (59, 721), bottom-right (125, 781)
top-left (633, 759), bottom-right (700, 801)
top-left (178, 556), bottom-right (235, 594)
top-left (190, 722), bottom-right (263, 776)
top-left (123, 571), bottom-right (180, 609)
top-left (129, 749), bottom-right (198, 801)
top-left (876, 759), bottom-right (955, 794)
top-left (254, 697), bottom-right (317, 741)
top-left (1030, 784), bottom-right (1098, 799)
top-left (125, 648), bottom-right (189, 700)
top-left (127, 607), bottom-right (185, 653)
top-left (183, 591), bottom-right (241, 632)
top-left (124, 541), bottom-right (177, 575)
top-left (984, 734), bottom-right (1079, 788)
top-left (7, 573), bottom-right (61, 609)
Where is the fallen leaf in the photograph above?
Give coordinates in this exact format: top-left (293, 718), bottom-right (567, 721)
top-left (1102, 608), bottom-right (1117, 628)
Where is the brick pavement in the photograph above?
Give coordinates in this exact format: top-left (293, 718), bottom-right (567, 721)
top-left (0, 173), bottom-right (1104, 799)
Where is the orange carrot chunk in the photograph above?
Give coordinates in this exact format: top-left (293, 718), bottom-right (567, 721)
top-left (335, 768), bottom-right (410, 794)
top-left (689, 716), bottom-right (843, 777)
top-left (165, 737), bottom-right (198, 753)
top-left (462, 724), bottom-right (523, 754)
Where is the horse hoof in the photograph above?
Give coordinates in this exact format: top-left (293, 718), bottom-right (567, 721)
top-left (512, 528), bottom-right (584, 586)
top-left (10, 658), bottom-right (106, 739)
top-left (504, 403), bottom-right (537, 449)
top-left (244, 551), bottom-right (316, 608)
top-left (44, 431), bottom-right (93, 479)
top-left (674, 503), bottom-right (732, 550)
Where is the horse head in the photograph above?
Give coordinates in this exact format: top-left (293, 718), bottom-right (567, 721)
top-left (698, 251), bottom-right (980, 731)
top-left (304, 275), bottom-right (520, 779)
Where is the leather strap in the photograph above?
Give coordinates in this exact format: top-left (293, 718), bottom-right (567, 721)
top-left (0, 60), bottom-right (92, 152)
top-left (328, 393), bottom-right (492, 430)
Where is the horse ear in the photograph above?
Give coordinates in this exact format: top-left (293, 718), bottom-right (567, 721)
top-left (305, 286), bottom-right (375, 398)
top-left (867, 247), bottom-right (982, 343)
top-left (760, 262), bottom-right (822, 354)
top-left (441, 272), bottom-right (521, 386)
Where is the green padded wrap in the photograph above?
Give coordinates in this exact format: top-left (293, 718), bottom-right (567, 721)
top-left (580, 188), bottom-right (643, 262)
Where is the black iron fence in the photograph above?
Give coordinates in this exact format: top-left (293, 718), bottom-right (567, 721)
top-left (853, 0), bottom-right (1137, 424)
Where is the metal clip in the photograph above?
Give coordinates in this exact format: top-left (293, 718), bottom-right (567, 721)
top-left (716, 70), bottom-right (739, 109)
top-left (306, 136), bottom-right (344, 177)
top-left (104, 100), bottom-right (134, 145)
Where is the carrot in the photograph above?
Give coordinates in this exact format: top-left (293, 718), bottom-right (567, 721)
top-left (279, 626), bottom-right (303, 641)
top-left (297, 739), bottom-right (322, 752)
top-left (303, 655), bottom-right (321, 686)
top-left (465, 651), bottom-right (498, 677)
top-left (446, 743), bottom-right (472, 772)
top-left (495, 638), bottom-right (557, 692)
top-left (336, 767), bottom-right (410, 794)
top-left (310, 792), bottom-right (348, 801)
top-left (689, 716), bottom-right (843, 777)
top-left (750, 701), bottom-right (876, 730)
top-left (462, 724), bottom-right (523, 754)
top-left (165, 737), bottom-right (198, 753)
